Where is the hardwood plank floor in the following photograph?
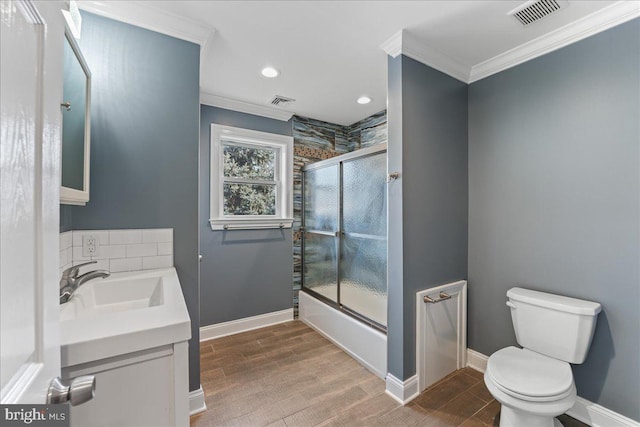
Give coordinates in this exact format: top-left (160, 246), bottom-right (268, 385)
top-left (191, 321), bottom-right (588, 427)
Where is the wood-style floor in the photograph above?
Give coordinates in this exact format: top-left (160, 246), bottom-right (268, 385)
top-left (191, 321), bottom-right (588, 427)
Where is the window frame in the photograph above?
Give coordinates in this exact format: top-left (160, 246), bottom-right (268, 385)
top-left (209, 124), bottom-right (293, 230)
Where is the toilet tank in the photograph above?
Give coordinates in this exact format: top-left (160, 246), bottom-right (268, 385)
top-left (507, 287), bottom-right (601, 364)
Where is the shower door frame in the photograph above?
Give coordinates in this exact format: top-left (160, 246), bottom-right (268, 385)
top-left (301, 143), bottom-right (387, 333)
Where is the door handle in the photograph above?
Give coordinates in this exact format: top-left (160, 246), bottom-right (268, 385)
top-left (47, 375), bottom-right (96, 406)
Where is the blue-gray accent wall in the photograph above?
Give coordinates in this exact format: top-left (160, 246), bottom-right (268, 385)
top-left (68, 12), bottom-right (201, 391)
top-left (199, 105), bottom-right (294, 326)
top-left (468, 19), bottom-right (639, 421)
top-left (387, 55), bottom-right (469, 380)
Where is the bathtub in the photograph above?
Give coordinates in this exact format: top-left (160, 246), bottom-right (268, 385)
top-left (298, 290), bottom-right (387, 379)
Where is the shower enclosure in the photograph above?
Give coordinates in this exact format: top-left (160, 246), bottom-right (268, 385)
top-left (301, 144), bottom-right (387, 331)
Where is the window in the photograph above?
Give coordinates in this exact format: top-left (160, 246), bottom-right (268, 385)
top-left (210, 124), bottom-right (293, 230)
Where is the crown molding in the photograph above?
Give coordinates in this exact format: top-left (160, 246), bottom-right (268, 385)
top-left (380, 30), bottom-right (469, 83)
top-left (200, 93), bottom-right (295, 122)
top-left (382, 2), bottom-right (639, 85)
top-left (469, 1), bottom-right (640, 83)
top-left (77, 1), bottom-right (215, 47)
top-left (380, 30), bottom-right (403, 58)
top-left (401, 31), bottom-right (470, 83)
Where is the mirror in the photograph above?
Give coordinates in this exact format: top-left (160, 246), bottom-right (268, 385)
top-left (60, 28), bottom-right (91, 205)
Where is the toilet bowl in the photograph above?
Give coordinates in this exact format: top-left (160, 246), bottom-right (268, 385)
top-left (485, 347), bottom-right (576, 427)
top-left (484, 288), bottom-right (601, 427)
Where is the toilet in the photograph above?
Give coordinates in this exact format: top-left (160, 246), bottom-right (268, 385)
top-left (484, 287), bottom-right (601, 427)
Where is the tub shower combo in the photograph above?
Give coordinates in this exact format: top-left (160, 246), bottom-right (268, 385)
top-left (299, 144), bottom-right (388, 377)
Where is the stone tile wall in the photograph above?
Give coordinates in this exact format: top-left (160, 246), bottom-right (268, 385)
top-left (348, 110), bottom-right (388, 149)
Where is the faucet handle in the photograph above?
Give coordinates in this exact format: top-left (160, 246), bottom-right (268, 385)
top-left (63, 260), bottom-right (97, 278)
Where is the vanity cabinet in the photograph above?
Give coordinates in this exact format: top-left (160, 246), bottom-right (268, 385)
top-left (62, 342), bottom-right (189, 427)
top-left (59, 268), bottom-right (191, 427)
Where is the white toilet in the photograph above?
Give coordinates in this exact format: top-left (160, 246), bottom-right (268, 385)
top-left (484, 287), bottom-right (601, 427)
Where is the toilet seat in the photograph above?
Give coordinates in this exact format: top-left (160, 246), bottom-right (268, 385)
top-left (486, 347), bottom-right (574, 402)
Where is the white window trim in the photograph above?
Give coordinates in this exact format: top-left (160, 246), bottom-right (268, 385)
top-left (209, 124), bottom-right (293, 231)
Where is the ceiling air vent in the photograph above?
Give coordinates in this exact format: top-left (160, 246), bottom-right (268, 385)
top-left (270, 95), bottom-right (295, 106)
top-left (508, 0), bottom-right (567, 26)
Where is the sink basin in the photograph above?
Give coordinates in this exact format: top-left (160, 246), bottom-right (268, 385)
top-left (60, 275), bottom-right (164, 321)
top-left (60, 268), bottom-right (190, 367)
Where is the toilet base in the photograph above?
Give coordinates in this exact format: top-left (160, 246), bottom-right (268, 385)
top-left (499, 405), bottom-right (564, 427)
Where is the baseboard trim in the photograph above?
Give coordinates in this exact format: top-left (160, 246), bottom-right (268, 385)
top-left (465, 348), bottom-right (639, 427)
top-left (189, 386), bottom-right (206, 416)
top-left (567, 397), bottom-right (640, 427)
top-left (199, 308), bottom-right (293, 342)
top-left (385, 373), bottom-right (419, 406)
top-left (466, 348), bottom-right (489, 373)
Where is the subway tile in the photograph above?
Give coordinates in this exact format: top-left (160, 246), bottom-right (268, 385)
top-left (110, 257), bottom-right (142, 273)
top-left (157, 242), bottom-right (173, 255)
top-left (109, 229), bottom-right (142, 245)
top-left (60, 232), bottom-right (73, 251)
top-left (126, 243), bottom-right (157, 257)
top-left (71, 246), bottom-right (89, 261)
top-left (59, 248), bottom-right (69, 268)
top-left (72, 245), bottom-right (118, 261)
top-left (102, 245), bottom-right (126, 259)
top-left (72, 246), bottom-right (98, 262)
top-left (142, 255), bottom-right (173, 270)
top-left (142, 228), bottom-right (173, 243)
top-left (62, 228), bottom-right (173, 273)
top-left (72, 230), bottom-right (109, 247)
top-left (61, 247), bottom-right (73, 266)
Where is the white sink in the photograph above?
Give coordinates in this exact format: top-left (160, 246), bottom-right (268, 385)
top-left (60, 275), bottom-right (164, 321)
top-left (60, 268), bottom-right (190, 367)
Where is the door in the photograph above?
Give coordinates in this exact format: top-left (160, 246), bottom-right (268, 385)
top-left (1, 0), bottom-right (65, 404)
top-left (302, 148), bottom-right (388, 329)
top-left (340, 152), bottom-right (387, 327)
top-left (302, 164), bottom-right (340, 302)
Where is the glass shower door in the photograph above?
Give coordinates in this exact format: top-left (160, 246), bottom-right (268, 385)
top-left (340, 152), bottom-right (387, 327)
top-left (303, 164), bottom-right (339, 302)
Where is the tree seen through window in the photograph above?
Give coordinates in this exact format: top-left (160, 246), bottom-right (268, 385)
top-left (222, 142), bottom-right (277, 215)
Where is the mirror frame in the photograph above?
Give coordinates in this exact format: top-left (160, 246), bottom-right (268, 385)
top-left (60, 24), bottom-right (91, 205)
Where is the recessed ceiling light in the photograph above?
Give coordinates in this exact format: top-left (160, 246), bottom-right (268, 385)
top-left (357, 96), bottom-right (371, 105)
top-left (261, 67), bottom-right (279, 78)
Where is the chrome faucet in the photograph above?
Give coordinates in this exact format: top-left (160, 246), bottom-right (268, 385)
top-left (60, 260), bottom-right (110, 304)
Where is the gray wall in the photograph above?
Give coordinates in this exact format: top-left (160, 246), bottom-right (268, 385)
top-left (200, 105), bottom-right (294, 326)
top-left (387, 55), bottom-right (469, 380)
top-left (468, 19), bottom-right (639, 421)
top-left (69, 12), bottom-right (201, 391)
top-left (60, 205), bottom-right (73, 233)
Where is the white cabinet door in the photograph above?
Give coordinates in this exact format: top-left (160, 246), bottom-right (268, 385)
top-left (1, 0), bottom-right (65, 404)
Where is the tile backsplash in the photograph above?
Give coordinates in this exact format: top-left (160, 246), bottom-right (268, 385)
top-left (59, 228), bottom-right (173, 276)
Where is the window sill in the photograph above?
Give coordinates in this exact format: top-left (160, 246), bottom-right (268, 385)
top-left (209, 218), bottom-right (294, 231)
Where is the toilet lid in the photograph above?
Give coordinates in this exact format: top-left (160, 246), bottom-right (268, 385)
top-left (487, 347), bottom-right (573, 398)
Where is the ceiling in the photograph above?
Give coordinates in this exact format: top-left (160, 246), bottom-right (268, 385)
top-left (78, 1), bottom-right (635, 126)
